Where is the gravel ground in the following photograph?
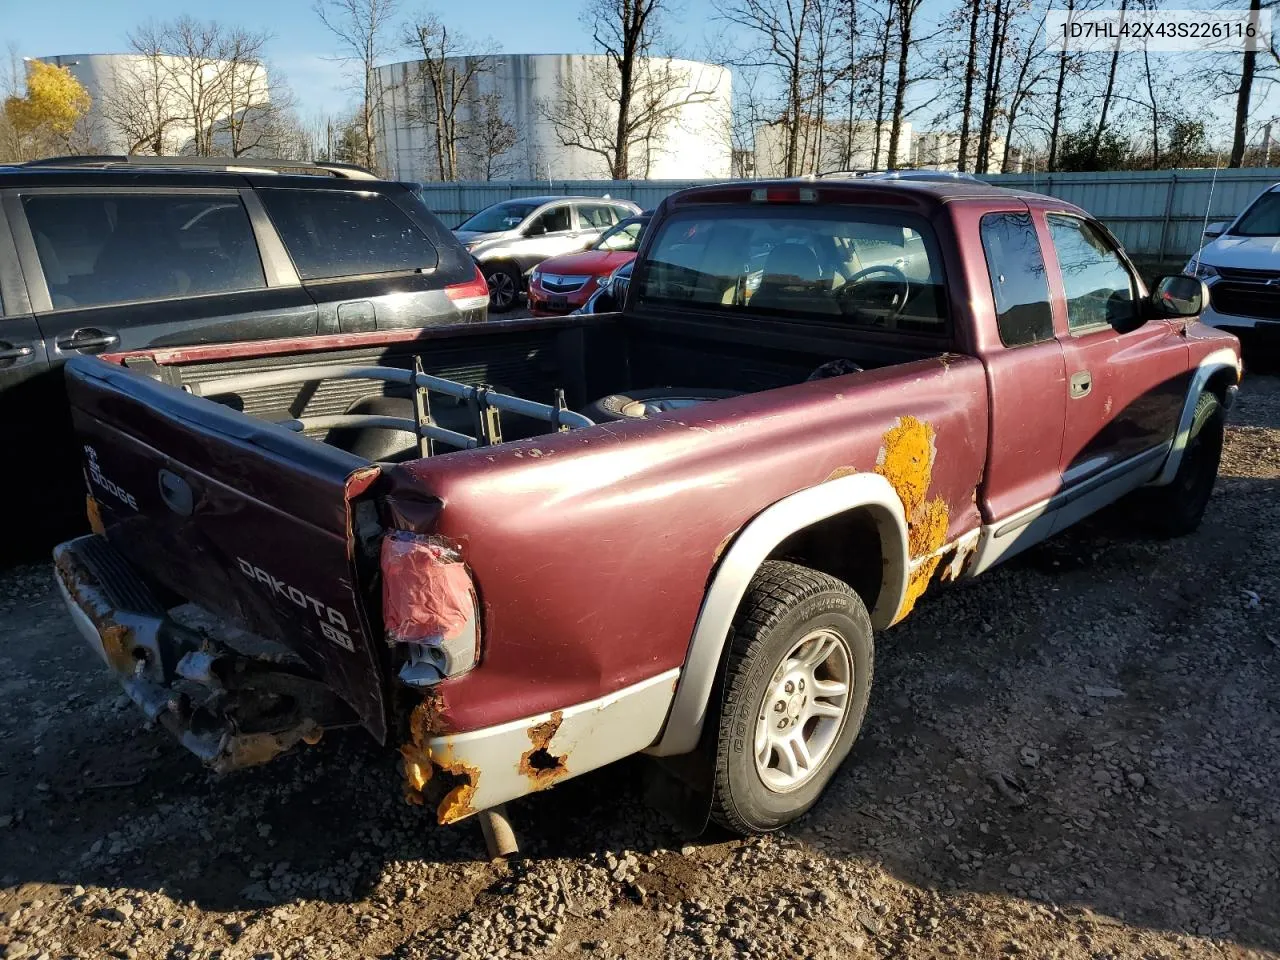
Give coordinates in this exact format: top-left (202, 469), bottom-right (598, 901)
top-left (2, 376), bottom-right (1278, 960)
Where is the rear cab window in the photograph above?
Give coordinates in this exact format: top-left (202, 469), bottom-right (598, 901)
top-left (1046, 214), bottom-right (1137, 331)
top-left (634, 207), bottom-right (948, 335)
top-left (980, 212), bottom-right (1053, 346)
top-left (258, 189), bottom-right (438, 281)
top-left (22, 193), bottom-right (265, 309)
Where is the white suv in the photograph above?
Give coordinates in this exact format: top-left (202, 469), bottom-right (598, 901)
top-left (1186, 183), bottom-right (1280, 342)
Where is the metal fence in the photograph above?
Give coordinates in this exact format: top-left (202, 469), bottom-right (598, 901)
top-left (415, 168), bottom-right (1280, 264)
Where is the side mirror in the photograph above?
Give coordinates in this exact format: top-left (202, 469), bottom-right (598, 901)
top-left (524, 222), bottom-right (544, 237)
top-left (1151, 274), bottom-right (1209, 318)
top-left (1203, 221), bottom-right (1228, 240)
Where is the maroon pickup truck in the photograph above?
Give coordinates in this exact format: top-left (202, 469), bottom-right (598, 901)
top-left (52, 179), bottom-right (1240, 837)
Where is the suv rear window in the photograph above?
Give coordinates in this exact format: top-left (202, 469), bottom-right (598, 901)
top-left (23, 193), bottom-right (265, 310)
top-left (258, 189), bottom-right (437, 281)
top-left (636, 209), bottom-right (947, 333)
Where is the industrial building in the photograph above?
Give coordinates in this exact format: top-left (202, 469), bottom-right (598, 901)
top-left (34, 53), bottom-right (269, 156)
top-left (375, 53), bottom-right (732, 182)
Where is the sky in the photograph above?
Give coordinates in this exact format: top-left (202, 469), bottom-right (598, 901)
top-left (1, 0), bottom-right (721, 117)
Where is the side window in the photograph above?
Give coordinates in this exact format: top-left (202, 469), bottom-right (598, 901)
top-left (528, 205), bottom-right (572, 235)
top-left (1046, 214), bottom-right (1136, 331)
top-left (577, 204), bottom-right (616, 229)
top-left (21, 193), bottom-right (265, 310)
top-left (980, 212), bottom-right (1053, 347)
top-left (258, 189), bottom-right (437, 281)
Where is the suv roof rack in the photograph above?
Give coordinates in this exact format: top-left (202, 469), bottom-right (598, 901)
top-left (22, 155), bottom-right (379, 180)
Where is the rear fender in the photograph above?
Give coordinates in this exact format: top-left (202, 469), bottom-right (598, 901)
top-left (649, 473), bottom-right (908, 757)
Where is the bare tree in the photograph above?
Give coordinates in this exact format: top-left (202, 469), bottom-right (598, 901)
top-left (158, 16), bottom-right (233, 155)
top-left (401, 13), bottom-right (494, 180)
top-left (1088, 0), bottom-right (1128, 168)
top-left (101, 25), bottom-right (183, 155)
top-left (464, 91), bottom-right (518, 179)
top-left (543, 52), bottom-right (721, 178)
top-left (214, 27), bottom-right (276, 156)
top-left (955, 0), bottom-right (981, 171)
top-left (717, 0), bottom-right (821, 176)
top-left (885, 0), bottom-right (929, 167)
top-left (314, 0), bottom-right (399, 173)
top-left (1229, 0), bottom-right (1263, 166)
top-left (543, 0), bottom-right (716, 178)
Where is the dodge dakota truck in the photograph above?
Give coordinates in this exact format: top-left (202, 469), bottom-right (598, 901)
top-left (52, 178), bottom-right (1241, 837)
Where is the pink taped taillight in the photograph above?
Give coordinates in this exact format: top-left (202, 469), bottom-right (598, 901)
top-left (381, 532), bottom-right (480, 682)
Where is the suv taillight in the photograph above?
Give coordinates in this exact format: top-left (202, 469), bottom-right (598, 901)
top-left (446, 264), bottom-right (490, 311)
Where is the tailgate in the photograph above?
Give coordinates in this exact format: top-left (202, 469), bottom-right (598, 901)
top-left (63, 357), bottom-right (387, 741)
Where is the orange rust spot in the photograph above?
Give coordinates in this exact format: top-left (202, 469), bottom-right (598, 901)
top-left (909, 496), bottom-right (949, 558)
top-left (86, 495), bottom-right (105, 536)
top-left (876, 416), bottom-right (950, 623)
top-left (55, 552), bottom-right (136, 673)
top-left (399, 739), bottom-right (481, 823)
top-left (435, 757), bottom-right (480, 824)
top-left (518, 710), bottom-right (568, 789)
top-left (712, 531), bottom-right (735, 563)
top-left (824, 465), bottom-right (858, 482)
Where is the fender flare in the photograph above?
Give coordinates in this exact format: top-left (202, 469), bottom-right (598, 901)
top-left (1150, 347), bottom-right (1240, 486)
top-left (648, 473), bottom-right (909, 757)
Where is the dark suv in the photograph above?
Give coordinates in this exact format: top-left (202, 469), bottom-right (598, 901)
top-left (0, 156), bottom-right (488, 555)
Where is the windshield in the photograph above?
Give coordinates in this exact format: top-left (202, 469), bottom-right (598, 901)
top-left (595, 216), bottom-right (649, 252)
top-left (1230, 190), bottom-right (1280, 236)
top-left (635, 208), bottom-right (947, 334)
top-left (458, 201), bottom-right (540, 233)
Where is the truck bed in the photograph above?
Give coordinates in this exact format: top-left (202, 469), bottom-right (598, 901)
top-left (64, 312), bottom-right (950, 740)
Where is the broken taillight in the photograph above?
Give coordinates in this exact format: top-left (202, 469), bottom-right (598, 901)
top-left (381, 531), bottom-right (480, 686)
top-left (445, 264), bottom-right (490, 312)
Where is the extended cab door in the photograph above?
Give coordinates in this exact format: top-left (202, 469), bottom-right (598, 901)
top-left (1042, 213), bottom-right (1189, 484)
top-left (973, 208), bottom-right (1068, 535)
top-left (7, 187), bottom-right (317, 358)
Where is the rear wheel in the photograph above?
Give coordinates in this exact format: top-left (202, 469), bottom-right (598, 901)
top-left (1137, 391), bottom-right (1225, 538)
top-left (709, 561), bottom-right (874, 834)
top-left (484, 263), bottom-right (521, 312)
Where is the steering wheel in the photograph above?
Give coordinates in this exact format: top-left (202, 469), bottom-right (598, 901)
top-left (835, 264), bottom-right (911, 322)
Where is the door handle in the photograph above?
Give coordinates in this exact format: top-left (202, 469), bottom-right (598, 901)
top-left (1069, 370), bottom-right (1092, 399)
top-left (56, 328), bottom-right (120, 353)
top-left (0, 344), bottom-right (34, 362)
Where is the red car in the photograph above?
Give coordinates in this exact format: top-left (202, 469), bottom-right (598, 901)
top-left (527, 215), bottom-right (649, 315)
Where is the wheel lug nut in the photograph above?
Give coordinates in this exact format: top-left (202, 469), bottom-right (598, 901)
top-left (777, 719), bottom-right (788, 729)
top-left (784, 681), bottom-right (795, 694)
top-left (774, 701), bottom-right (786, 712)
top-left (798, 679), bottom-right (805, 692)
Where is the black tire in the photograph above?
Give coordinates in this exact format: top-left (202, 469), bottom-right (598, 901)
top-left (580, 387), bottom-right (740, 422)
top-left (484, 262), bottom-right (521, 312)
top-left (709, 561), bottom-right (874, 834)
top-left (1137, 391), bottom-right (1225, 538)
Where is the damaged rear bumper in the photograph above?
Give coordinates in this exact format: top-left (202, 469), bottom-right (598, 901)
top-left (53, 535), bottom-right (353, 772)
top-left (402, 669), bottom-right (681, 824)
